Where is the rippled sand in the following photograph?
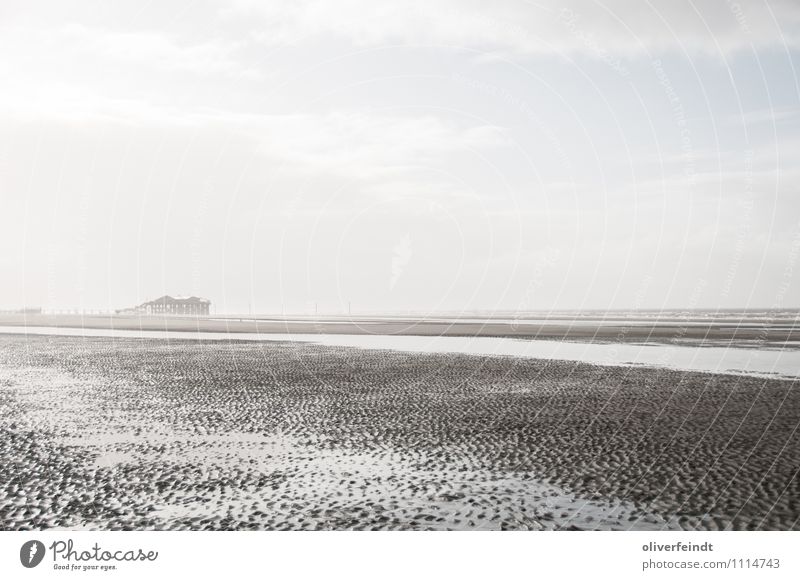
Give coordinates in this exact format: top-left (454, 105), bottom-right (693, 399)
top-left (1, 335), bottom-right (798, 530)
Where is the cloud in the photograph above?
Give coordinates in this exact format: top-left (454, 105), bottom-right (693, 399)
top-left (195, 109), bottom-right (511, 180)
top-left (390, 233), bottom-right (412, 289)
top-left (0, 20), bottom-right (258, 84)
top-left (228, 0), bottom-right (800, 57)
top-left (59, 23), bottom-right (259, 79)
top-left (730, 107), bottom-right (800, 126)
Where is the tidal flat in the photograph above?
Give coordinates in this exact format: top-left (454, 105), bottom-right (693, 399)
top-left (1, 334), bottom-right (798, 530)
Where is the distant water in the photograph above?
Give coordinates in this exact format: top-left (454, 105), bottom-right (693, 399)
top-left (1, 325), bottom-right (798, 380)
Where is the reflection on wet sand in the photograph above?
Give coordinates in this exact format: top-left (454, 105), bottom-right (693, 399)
top-left (1, 335), bottom-right (798, 531)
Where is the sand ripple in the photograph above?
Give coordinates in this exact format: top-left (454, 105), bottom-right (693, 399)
top-left (1, 335), bottom-right (798, 530)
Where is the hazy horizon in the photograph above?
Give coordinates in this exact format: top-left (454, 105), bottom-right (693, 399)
top-left (4, 304), bottom-right (800, 317)
top-left (2, 1), bottom-right (799, 313)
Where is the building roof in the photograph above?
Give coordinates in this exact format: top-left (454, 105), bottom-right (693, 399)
top-left (140, 295), bottom-right (211, 306)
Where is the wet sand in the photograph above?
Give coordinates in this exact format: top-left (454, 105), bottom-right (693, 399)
top-left (1, 334), bottom-right (798, 531)
top-left (4, 325), bottom-right (800, 379)
top-left (1, 312), bottom-right (798, 344)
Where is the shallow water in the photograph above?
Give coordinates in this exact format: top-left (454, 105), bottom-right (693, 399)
top-left (212, 315), bottom-right (799, 328)
top-left (1, 325), bottom-right (798, 379)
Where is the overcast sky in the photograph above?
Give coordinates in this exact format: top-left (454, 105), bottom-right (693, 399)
top-left (1, 0), bottom-right (799, 313)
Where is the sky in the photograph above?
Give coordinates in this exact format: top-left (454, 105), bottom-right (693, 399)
top-left (1, 0), bottom-right (799, 314)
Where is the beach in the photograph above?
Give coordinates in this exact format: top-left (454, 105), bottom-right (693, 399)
top-left (1, 312), bottom-right (798, 344)
top-left (1, 332), bottom-right (798, 531)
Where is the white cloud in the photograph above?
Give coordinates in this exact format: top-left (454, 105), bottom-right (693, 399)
top-left (228, 0), bottom-right (800, 57)
top-left (240, 112), bottom-right (509, 179)
top-left (0, 20), bottom-right (258, 84)
top-left (59, 23), bottom-right (259, 79)
top-left (730, 107), bottom-right (800, 126)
